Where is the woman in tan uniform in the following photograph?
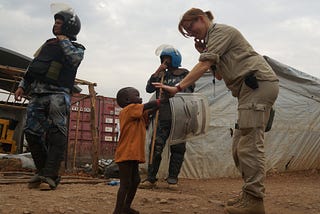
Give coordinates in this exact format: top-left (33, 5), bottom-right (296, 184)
top-left (153, 8), bottom-right (279, 214)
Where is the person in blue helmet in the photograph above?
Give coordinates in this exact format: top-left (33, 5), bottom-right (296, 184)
top-left (139, 46), bottom-right (195, 189)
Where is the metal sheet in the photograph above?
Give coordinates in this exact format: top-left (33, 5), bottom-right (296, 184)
top-left (168, 93), bottom-right (210, 145)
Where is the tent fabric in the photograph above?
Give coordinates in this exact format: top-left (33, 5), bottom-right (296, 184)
top-left (141, 56), bottom-right (320, 179)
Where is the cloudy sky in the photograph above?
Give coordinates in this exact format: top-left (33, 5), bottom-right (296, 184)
top-left (1, 0), bottom-right (319, 101)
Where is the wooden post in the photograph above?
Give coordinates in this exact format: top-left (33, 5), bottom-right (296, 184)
top-left (72, 105), bottom-right (81, 169)
top-left (88, 84), bottom-right (99, 176)
top-left (149, 72), bottom-right (165, 164)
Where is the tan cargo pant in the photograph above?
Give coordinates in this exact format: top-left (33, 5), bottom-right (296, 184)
top-left (232, 80), bottom-right (279, 199)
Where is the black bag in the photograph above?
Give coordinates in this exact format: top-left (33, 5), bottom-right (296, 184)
top-left (28, 58), bottom-right (51, 75)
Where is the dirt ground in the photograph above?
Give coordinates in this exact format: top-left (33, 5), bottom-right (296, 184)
top-left (0, 169), bottom-right (319, 214)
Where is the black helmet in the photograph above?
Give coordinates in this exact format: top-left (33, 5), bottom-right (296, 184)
top-left (54, 10), bottom-right (81, 41)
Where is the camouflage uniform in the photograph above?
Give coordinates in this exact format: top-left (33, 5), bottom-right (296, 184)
top-left (19, 39), bottom-right (84, 184)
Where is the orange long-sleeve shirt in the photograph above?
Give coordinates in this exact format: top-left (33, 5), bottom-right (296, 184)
top-left (114, 103), bottom-right (149, 163)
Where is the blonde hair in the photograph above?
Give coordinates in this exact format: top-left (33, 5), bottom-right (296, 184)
top-left (178, 8), bottom-right (214, 38)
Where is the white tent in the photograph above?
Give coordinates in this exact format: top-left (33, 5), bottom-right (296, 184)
top-left (142, 56), bottom-right (320, 179)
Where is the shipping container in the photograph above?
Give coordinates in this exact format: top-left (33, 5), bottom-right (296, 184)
top-left (67, 93), bottom-right (121, 168)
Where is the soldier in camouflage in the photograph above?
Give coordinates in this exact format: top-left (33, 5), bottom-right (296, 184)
top-left (15, 9), bottom-right (85, 190)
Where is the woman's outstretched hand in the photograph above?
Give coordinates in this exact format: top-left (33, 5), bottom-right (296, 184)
top-left (152, 82), bottom-right (179, 96)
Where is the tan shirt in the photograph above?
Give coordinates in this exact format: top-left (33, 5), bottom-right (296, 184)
top-left (199, 23), bottom-right (278, 97)
top-left (115, 104), bottom-right (149, 163)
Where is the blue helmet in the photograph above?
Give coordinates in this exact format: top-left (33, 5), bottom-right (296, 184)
top-left (160, 47), bottom-right (182, 68)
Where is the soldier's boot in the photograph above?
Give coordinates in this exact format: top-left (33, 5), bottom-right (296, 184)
top-left (39, 176), bottom-right (57, 190)
top-left (139, 145), bottom-right (163, 189)
top-left (167, 143), bottom-right (186, 189)
top-left (40, 128), bottom-right (66, 191)
top-left (226, 192), bottom-right (243, 206)
top-left (39, 176), bottom-right (61, 191)
top-left (224, 193), bottom-right (265, 214)
top-left (28, 174), bottom-right (42, 189)
top-left (138, 159), bottom-right (161, 189)
top-left (166, 177), bottom-right (178, 190)
top-left (138, 179), bottom-right (157, 189)
top-left (25, 133), bottom-right (47, 189)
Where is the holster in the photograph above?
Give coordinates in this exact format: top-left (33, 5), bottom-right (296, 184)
top-left (244, 73), bottom-right (259, 89)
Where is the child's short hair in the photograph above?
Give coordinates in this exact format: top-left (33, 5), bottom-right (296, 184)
top-left (116, 87), bottom-right (134, 108)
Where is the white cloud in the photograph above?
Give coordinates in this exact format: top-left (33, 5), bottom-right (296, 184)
top-left (279, 17), bottom-right (320, 37)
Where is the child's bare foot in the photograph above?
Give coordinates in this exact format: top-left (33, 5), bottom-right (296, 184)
top-left (128, 208), bottom-right (140, 214)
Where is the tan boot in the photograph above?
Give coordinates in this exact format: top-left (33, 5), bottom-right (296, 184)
top-left (224, 193), bottom-right (265, 214)
top-left (167, 183), bottom-right (179, 190)
top-left (226, 192), bottom-right (243, 206)
top-left (39, 176), bottom-right (57, 191)
top-left (28, 174), bottom-right (42, 189)
top-left (138, 180), bottom-right (156, 189)
top-left (167, 177), bottom-right (179, 190)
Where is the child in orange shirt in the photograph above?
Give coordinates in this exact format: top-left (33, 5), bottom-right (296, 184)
top-left (113, 87), bottom-right (167, 214)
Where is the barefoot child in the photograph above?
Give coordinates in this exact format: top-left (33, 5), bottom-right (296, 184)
top-left (113, 87), bottom-right (167, 214)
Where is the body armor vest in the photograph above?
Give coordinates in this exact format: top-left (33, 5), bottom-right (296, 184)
top-left (26, 39), bottom-right (79, 90)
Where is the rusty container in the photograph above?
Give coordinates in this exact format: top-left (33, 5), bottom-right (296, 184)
top-left (67, 94), bottom-right (121, 168)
